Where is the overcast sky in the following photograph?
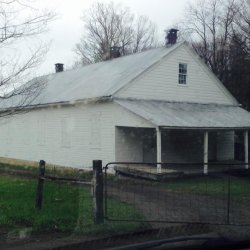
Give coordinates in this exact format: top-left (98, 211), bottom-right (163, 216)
top-left (36, 0), bottom-right (193, 75)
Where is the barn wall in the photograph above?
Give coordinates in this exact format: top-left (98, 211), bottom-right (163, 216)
top-left (0, 102), bottom-right (152, 169)
top-left (0, 102), bottom-right (236, 169)
top-left (217, 131), bottom-right (235, 161)
top-left (116, 44), bottom-right (236, 105)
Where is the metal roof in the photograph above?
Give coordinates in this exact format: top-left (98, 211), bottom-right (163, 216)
top-left (115, 99), bottom-right (250, 129)
top-left (0, 43), bottom-right (182, 109)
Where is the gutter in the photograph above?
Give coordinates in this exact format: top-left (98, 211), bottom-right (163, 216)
top-left (160, 126), bottom-right (250, 131)
top-left (0, 95), bottom-right (112, 112)
top-left (113, 97), bottom-right (242, 108)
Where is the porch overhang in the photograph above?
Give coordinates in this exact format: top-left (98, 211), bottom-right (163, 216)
top-left (115, 99), bottom-right (250, 130)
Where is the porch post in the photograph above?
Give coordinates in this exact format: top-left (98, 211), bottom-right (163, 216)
top-left (156, 127), bottom-right (162, 173)
top-left (244, 130), bottom-right (248, 169)
top-left (204, 131), bottom-right (208, 174)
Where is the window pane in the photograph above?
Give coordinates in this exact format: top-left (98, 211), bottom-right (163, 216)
top-left (179, 74), bottom-right (186, 84)
top-left (178, 63), bottom-right (187, 84)
top-left (179, 63), bottom-right (187, 74)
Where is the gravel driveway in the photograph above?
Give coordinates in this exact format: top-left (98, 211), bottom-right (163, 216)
top-left (106, 177), bottom-right (250, 227)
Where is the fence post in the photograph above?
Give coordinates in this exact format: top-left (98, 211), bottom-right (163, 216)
top-left (35, 160), bottom-right (46, 210)
top-left (227, 172), bottom-right (231, 224)
top-left (93, 160), bottom-right (104, 224)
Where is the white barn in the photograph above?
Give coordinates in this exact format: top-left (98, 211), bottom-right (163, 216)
top-left (0, 41), bottom-right (250, 173)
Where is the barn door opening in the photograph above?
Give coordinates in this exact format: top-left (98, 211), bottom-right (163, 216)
top-left (208, 132), bottom-right (217, 162)
top-left (115, 126), bottom-right (156, 164)
top-left (142, 130), bottom-right (156, 163)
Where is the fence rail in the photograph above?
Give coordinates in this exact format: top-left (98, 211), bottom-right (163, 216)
top-left (40, 176), bottom-right (92, 185)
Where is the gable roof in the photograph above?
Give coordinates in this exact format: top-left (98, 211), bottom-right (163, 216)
top-left (1, 43), bottom-right (183, 109)
top-left (115, 99), bottom-right (250, 129)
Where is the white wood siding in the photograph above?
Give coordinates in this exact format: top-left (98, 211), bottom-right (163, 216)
top-left (0, 102), bottom-right (153, 169)
top-left (115, 45), bottom-right (236, 105)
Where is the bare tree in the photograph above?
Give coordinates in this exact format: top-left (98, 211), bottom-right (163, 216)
top-left (181, 0), bottom-right (241, 81)
top-left (180, 0), bottom-right (250, 109)
top-left (74, 1), bottom-right (158, 65)
top-left (0, 0), bottom-right (55, 116)
top-left (226, 0), bottom-right (250, 109)
top-left (233, 0), bottom-right (250, 53)
top-left (133, 16), bottom-right (157, 53)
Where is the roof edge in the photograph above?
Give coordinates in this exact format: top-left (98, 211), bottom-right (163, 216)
top-left (114, 98), bottom-right (250, 129)
top-left (113, 97), bottom-right (241, 108)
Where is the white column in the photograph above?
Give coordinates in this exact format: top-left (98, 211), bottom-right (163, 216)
top-left (156, 127), bottom-right (162, 173)
top-left (244, 130), bottom-right (248, 169)
top-left (204, 131), bottom-right (208, 174)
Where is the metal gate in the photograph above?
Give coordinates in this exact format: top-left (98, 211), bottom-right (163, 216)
top-left (104, 162), bottom-right (250, 226)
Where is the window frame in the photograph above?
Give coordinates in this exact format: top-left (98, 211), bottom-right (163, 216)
top-left (178, 63), bottom-right (188, 85)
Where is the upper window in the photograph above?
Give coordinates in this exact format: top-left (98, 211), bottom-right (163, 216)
top-left (178, 63), bottom-right (187, 85)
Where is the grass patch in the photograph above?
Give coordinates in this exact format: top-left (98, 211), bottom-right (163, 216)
top-left (161, 175), bottom-right (250, 199)
top-left (0, 162), bottom-right (37, 172)
top-left (0, 175), bottom-right (146, 234)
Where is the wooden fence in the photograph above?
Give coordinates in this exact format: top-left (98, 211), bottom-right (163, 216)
top-left (35, 160), bottom-right (104, 224)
